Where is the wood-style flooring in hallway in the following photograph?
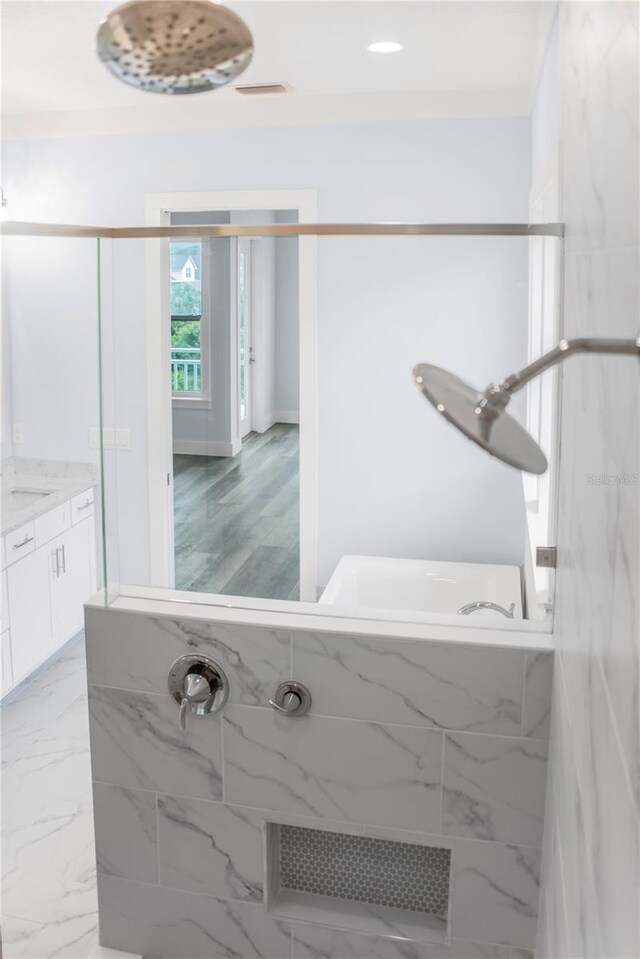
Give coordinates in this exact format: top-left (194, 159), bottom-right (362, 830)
top-left (173, 423), bottom-right (299, 600)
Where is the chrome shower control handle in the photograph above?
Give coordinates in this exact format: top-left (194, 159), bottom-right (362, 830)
top-left (168, 655), bottom-right (230, 732)
top-left (269, 681), bottom-right (312, 717)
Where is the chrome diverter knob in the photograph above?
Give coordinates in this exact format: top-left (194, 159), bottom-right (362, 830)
top-left (168, 655), bottom-right (229, 731)
top-left (269, 681), bottom-right (312, 717)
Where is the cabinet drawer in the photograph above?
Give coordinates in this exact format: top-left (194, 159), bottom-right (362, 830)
top-left (4, 522), bottom-right (36, 565)
top-left (35, 502), bottom-right (71, 548)
top-left (71, 488), bottom-right (95, 524)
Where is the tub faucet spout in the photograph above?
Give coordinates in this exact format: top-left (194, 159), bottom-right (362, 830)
top-left (457, 601), bottom-right (515, 619)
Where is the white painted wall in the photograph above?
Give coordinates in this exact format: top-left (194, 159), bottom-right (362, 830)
top-left (4, 235), bottom-right (100, 466)
top-left (3, 117), bottom-right (530, 588)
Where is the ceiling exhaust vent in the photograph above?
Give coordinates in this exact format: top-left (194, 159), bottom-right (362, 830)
top-left (235, 82), bottom-right (294, 96)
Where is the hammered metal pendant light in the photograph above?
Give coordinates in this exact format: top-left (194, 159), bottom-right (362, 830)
top-left (97, 0), bottom-right (254, 95)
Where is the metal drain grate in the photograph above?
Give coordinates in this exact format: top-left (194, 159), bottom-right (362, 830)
top-left (278, 825), bottom-right (451, 917)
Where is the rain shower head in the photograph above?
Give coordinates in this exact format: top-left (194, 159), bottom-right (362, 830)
top-left (414, 336), bottom-right (640, 475)
top-left (413, 362), bottom-right (548, 474)
top-left (97, 0), bottom-right (254, 95)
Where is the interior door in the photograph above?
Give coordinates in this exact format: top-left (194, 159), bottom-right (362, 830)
top-left (238, 238), bottom-right (252, 438)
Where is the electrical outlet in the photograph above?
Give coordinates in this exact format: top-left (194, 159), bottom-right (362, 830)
top-left (12, 423), bottom-right (24, 444)
top-left (89, 427), bottom-right (118, 450)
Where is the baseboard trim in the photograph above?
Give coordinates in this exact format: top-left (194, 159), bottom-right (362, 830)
top-left (253, 412), bottom-right (300, 433)
top-left (173, 439), bottom-right (239, 457)
top-left (273, 410), bottom-right (300, 425)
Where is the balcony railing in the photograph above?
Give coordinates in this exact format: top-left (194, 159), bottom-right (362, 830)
top-left (171, 347), bottom-right (201, 393)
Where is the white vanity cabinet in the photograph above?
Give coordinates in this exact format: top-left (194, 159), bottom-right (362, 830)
top-left (50, 520), bottom-right (96, 651)
top-left (2, 487), bottom-right (97, 693)
top-left (6, 546), bottom-right (55, 684)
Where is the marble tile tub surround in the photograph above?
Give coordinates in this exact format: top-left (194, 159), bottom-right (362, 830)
top-left (535, 4), bottom-right (640, 959)
top-left (86, 606), bottom-right (552, 955)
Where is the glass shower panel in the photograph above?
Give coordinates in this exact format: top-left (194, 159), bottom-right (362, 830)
top-left (2, 236), bottom-right (102, 677)
top-left (98, 231), bottom-right (559, 626)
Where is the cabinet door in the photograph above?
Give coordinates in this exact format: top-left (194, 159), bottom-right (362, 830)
top-left (51, 520), bottom-right (94, 647)
top-left (7, 548), bottom-right (55, 684)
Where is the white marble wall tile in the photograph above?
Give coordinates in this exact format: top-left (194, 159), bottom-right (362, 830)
top-left (88, 686), bottom-right (223, 800)
top-left (442, 733), bottom-right (548, 846)
top-left (85, 609), bottom-right (290, 706)
top-left (157, 795), bottom-right (266, 902)
top-left (223, 706), bottom-right (443, 832)
top-left (562, 6), bottom-right (639, 255)
top-left (522, 653), bottom-right (553, 739)
top-left (450, 840), bottom-right (540, 950)
top-left (93, 783), bottom-right (158, 883)
top-left (291, 924), bottom-right (510, 958)
top-left (97, 875), bottom-right (293, 958)
top-left (3, 886), bottom-right (99, 959)
top-left (292, 633), bottom-right (524, 735)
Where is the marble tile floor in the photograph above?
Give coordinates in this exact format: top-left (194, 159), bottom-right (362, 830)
top-left (173, 423), bottom-right (300, 601)
top-left (1, 634), bottom-right (137, 959)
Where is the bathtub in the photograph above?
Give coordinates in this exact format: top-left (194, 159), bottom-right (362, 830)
top-left (319, 555), bottom-right (523, 620)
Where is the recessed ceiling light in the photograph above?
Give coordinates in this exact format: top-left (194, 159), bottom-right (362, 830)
top-left (367, 41), bottom-right (403, 54)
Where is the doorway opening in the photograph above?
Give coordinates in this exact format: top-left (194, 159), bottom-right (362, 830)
top-left (168, 209), bottom-right (301, 600)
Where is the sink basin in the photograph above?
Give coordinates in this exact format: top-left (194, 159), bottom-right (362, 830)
top-left (319, 555), bottom-right (523, 619)
top-left (3, 487), bottom-right (55, 511)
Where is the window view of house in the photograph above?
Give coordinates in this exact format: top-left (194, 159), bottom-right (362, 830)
top-left (170, 241), bottom-right (202, 393)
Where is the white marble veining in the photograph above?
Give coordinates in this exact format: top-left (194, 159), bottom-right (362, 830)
top-left (537, 4), bottom-right (640, 958)
top-left (157, 796), bottom-right (266, 901)
top-left (223, 705), bottom-right (443, 832)
top-left (85, 609), bottom-right (291, 705)
top-left (292, 632), bottom-right (525, 734)
top-left (291, 923), bottom-right (513, 958)
top-left (521, 653), bottom-right (553, 739)
top-left (442, 732), bottom-right (548, 846)
top-left (1, 635), bottom-right (100, 958)
top-left (86, 607), bottom-right (550, 954)
top-left (270, 889), bottom-right (447, 946)
top-left (93, 783), bottom-right (158, 883)
top-left (97, 874), bottom-right (293, 958)
top-left (451, 840), bottom-right (540, 950)
top-left (89, 685), bottom-right (223, 800)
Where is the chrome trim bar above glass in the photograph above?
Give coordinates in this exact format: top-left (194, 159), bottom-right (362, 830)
top-left (0, 221), bottom-right (565, 239)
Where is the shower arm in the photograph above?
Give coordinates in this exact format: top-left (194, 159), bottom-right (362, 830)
top-left (476, 336), bottom-right (640, 416)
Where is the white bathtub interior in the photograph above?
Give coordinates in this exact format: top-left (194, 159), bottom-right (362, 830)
top-left (320, 555), bottom-right (524, 619)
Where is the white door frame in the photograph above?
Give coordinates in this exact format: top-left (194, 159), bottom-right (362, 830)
top-left (145, 189), bottom-right (318, 601)
top-left (236, 237), bottom-right (253, 439)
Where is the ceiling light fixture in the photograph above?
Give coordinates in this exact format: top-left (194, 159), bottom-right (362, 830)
top-left (367, 41), bottom-right (403, 54)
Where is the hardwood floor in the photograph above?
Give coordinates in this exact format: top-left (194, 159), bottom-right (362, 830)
top-left (173, 424), bottom-right (300, 600)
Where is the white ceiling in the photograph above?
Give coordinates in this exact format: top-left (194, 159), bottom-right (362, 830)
top-left (1, 1), bottom-right (556, 137)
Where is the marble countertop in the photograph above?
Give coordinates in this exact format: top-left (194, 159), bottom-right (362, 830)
top-left (1, 457), bottom-right (98, 536)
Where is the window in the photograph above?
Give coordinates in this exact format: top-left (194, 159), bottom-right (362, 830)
top-left (170, 241), bottom-right (208, 402)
